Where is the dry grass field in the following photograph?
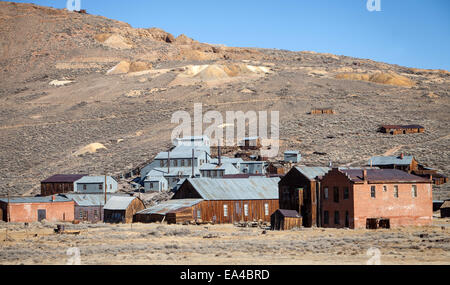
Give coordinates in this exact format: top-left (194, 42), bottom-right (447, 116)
top-left (1, 217), bottom-right (449, 265)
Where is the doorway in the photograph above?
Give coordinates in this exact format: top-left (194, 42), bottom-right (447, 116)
top-left (38, 209), bottom-right (46, 222)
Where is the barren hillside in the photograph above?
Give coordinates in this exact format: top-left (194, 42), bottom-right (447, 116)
top-left (0, 2), bottom-right (449, 199)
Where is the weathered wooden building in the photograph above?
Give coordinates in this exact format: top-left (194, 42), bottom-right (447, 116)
top-left (0, 196), bottom-right (74, 223)
top-left (167, 177), bottom-right (280, 224)
top-left (271, 209), bottom-right (302, 231)
top-left (103, 196), bottom-right (145, 223)
top-left (239, 137), bottom-right (262, 150)
top-left (440, 201), bottom-right (450, 218)
top-left (310, 108), bottom-right (335, 115)
top-left (368, 155), bottom-right (418, 172)
top-left (41, 174), bottom-right (87, 196)
top-left (379, 125), bottom-right (425, 135)
top-left (134, 199), bottom-right (204, 224)
top-left (278, 166), bottom-right (330, 227)
top-left (60, 193), bottom-right (125, 223)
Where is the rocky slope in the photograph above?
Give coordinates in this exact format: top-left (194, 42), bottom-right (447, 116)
top-left (0, 2), bottom-right (449, 199)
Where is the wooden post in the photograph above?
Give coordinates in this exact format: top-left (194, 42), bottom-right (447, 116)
top-left (104, 175), bottom-right (107, 205)
top-left (5, 188), bottom-right (10, 241)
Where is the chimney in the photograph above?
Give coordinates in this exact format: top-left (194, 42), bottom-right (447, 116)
top-left (400, 153), bottom-right (404, 159)
top-left (51, 195), bottom-right (55, 202)
top-left (362, 169), bottom-right (368, 181)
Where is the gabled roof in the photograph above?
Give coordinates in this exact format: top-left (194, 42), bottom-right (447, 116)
top-left (60, 194), bottom-right (125, 207)
top-left (200, 163), bottom-right (240, 174)
top-left (148, 167), bottom-right (201, 177)
top-left (441, 201), bottom-right (450, 209)
top-left (181, 177), bottom-right (280, 201)
top-left (104, 196), bottom-right (137, 210)
top-left (0, 196), bottom-right (72, 204)
top-left (41, 174), bottom-right (87, 183)
top-left (368, 156), bottom-right (414, 166)
top-left (339, 169), bottom-right (430, 183)
top-left (276, 209), bottom-right (301, 218)
top-left (136, 199), bottom-right (204, 215)
top-left (294, 166), bottom-right (331, 181)
top-left (75, 176), bottom-right (117, 184)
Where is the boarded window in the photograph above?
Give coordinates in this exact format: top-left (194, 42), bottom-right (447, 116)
top-left (324, 211), bottom-right (329, 225)
top-left (412, 185), bottom-right (418, 198)
top-left (333, 187), bottom-right (339, 203)
top-left (99, 184), bottom-right (103, 190)
top-left (344, 187), bottom-right (349, 200)
top-left (181, 160), bottom-right (185, 167)
top-left (173, 160), bottom-right (178, 167)
top-left (383, 185), bottom-right (388, 192)
top-left (223, 204), bottom-right (228, 217)
top-left (324, 188), bottom-right (329, 200)
top-left (264, 203), bottom-right (269, 216)
top-left (83, 184), bottom-right (87, 190)
top-left (371, 186), bottom-right (376, 198)
top-left (244, 204), bottom-right (249, 217)
top-left (394, 185), bottom-right (399, 198)
top-left (334, 211), bottom-right (340, 225)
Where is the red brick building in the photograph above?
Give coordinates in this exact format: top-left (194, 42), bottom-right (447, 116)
top-left (0, 196), bottom-right (75, 223)
top-left (320, 168), bottom-right (433, 229)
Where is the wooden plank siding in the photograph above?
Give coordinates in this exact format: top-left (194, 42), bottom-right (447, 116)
top-left (41, 182), bottom-right (74, 196)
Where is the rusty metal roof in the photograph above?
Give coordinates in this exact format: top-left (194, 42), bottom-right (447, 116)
top-left (340, 169), bottom-right (430, 183)
top-left (184, 177), bottom-right (280, 201)
top-left (381, 125), bottom-right (424, 129)
top-left (41, 174), bottom-right (87, 183)
top-left (136, 199), bottom-right (204, 215)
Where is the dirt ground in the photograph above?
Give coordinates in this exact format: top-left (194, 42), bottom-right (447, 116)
top-left (0, 217), bottom-right (449, 265)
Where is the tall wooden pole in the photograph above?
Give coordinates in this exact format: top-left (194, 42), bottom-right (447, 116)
top-left (104, 175), bottom-right (107, 205)
top-left (5, 188), bottom-right (10, 241)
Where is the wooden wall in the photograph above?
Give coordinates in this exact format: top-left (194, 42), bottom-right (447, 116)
top-left (41, 182), bottom-right (74, 196)
top-left (125, 199), bottom-right (145, 223)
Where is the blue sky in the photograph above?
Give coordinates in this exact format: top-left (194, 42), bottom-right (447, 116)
top-left (7, 0), bottom-right (450, 70)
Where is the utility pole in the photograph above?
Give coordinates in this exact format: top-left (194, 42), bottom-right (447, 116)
top-left (104, 174), bottom-right (107, 205)
top-left (5, 188), bottom-right (10, 241)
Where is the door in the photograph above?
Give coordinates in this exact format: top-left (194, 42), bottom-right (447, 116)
top-left (38, 209), bottom-right (46, 222)
top-left (345, 211), bottom-right (349, 228)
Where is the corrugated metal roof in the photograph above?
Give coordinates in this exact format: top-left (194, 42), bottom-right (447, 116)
top-left (184, 177), bottom-right (280, 201)
top-left (340, 169), bottom-right (430, 183)
top-left (210, 157), bottom-right (244, 164)
top-left (284, 151), bottom-right (300, 155)
top-left (200, 163), bottom-right (240, 174)
top-left (136, 199), bottom-right (204, 215)
top-left (155, 145), bottom-right (210, 159)
top-left (0, 196), bottom-right (72, 204)
top-left (75, 176), bottom-right (117, 184)
top-left (294, 166), bottom-right (331, 181)
top-left (41, 174), bottom-right (87, 183)
top-left (368, 156), bottom-right (414, 166)
top-left (148, 167), bottom-right (201, 177)
top-left (104, 196), bottom-right (137, 210)
top-left (60, 194), bottom-right (125, 207)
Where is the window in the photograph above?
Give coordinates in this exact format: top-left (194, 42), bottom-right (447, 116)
top-left (173, 160), bottom-right (178, 167)
top-left (181, 160), bottom-right (185, 167)
top-left (334, 211), bottom-right (340, 225)
top-left (324, 211), bottom-right (329, 225)
top-left (264, 203), bottom-right (269, 216)
top-left (94, 210), bottom-right (99, 219)
top-left (188, 160), bottom-right (192, 167)
top-left (99, 184), bottom-right (103, 190)
top-left (344, 187), bottom-right (349, 200)
top-left (197, 209), bottom-right (201, 220)
top-left (394, 185), bottom-right (399, 198)
top-left (244, 204), bottom-right (249, 217)
top-left (412, 185), bottom-right (418, 198)
top-left (150, 182), bottom-right (154, 189)
top-left (223, 205), bottom-right (228, 217)
top-left (383, 185), bottom-right (388, 192)
top-left (79, 211), bottom-right (83, 219)
top-left (333, 187), bottom-right (339, 203)
top-left (83, 184), bottom-right (87, 190)
top-left (160, 160), bottom-right (164, 167)
top-left (371, 186), bottom-right (376, 198)
top-left (324, 188), bottom-right (329, 200)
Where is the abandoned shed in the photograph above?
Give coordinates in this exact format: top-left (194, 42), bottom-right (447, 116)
top-left (60, 193), bottom-right (124, 223)
top-left (0, 196), bottom-right (74, 223)
top-left (171, 177), bottom-right (280, 224)
top-left (41, 174), bottom-right (87, 196)
top-left (440, 201), bottom-right (450, 218)
top-left (134, 199), bottom-right (204, 224)
top-left (271, 209), bottom-right (302, 231)
top-left (379, 125), bottom-right (425, 135)
top-left (103, 196), bottom-right (145, 223)
top-left (368, 155), bottom-right (418, 172)
top-left (310, 108), bottom-right (334, 115)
